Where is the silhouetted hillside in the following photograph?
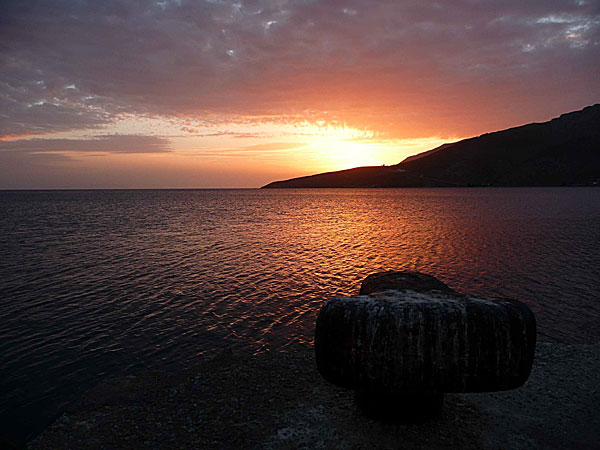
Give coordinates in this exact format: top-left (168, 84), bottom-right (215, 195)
top-left (262, 104), bottom-right (600, 188)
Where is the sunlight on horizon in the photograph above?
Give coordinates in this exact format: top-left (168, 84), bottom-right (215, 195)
top-left (166, 120), bottom-right (456, 175)
top-left (0, 114), bottom-right (458, 188)
top-left (292, 124), bottom-right (454, 172)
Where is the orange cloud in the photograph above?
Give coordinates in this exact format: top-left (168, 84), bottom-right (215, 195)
top-left (0, 133), bottom-right (48, 141)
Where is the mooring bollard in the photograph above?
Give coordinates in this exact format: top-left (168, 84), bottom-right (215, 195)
top-left (314, 271), bottom-right (536, 421)
top-left (359, 271), bottom-right (456, 295)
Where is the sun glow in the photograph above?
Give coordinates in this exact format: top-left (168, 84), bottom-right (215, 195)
top-left (298, 125), bottom-right (383, 170)
top-left (302, 125), bottom-right (451, 172)
top-left (309, 135), bottom-right (381, 169)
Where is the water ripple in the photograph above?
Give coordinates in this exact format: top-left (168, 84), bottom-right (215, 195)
top-left (0, 188), bottom-right (599, 443)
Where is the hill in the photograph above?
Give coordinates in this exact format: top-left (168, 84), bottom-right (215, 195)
top-left (262, 104), bottom-right (600, 188)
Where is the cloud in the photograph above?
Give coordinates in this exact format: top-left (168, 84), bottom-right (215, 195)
top-left (0, 133), bottom-right (171, 188)
top-left (179, 141), bottom-right (307, 158)
top-left (0, 135), bottom-right (171, 154)
top-left (1, 0), bottom-right (599, 139)
top-left (239, 142), bottom-right (307, 152)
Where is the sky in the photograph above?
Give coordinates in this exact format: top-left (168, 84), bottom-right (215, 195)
top-left (1, 0), bottom-right (599, 188)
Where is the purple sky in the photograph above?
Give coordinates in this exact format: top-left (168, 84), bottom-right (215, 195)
top-left (1, 0), bottom-right (599, 188)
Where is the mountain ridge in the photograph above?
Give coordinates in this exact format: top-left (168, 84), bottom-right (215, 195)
top-left (262, 104), bottom-right (600, 188)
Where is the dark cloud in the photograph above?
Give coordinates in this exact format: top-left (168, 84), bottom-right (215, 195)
top-left (1, 0), bottom-right (599, 138)
top-left (0, 133), bottom-right (172, 188)
top-left (0, 134), bottom-right (171, 153)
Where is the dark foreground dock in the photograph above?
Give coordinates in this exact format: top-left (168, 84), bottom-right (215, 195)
top-left (28, 342), bottom-right (599, 450)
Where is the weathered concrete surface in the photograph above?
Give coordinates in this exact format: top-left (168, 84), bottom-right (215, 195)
top-left (359, 271), bottom-right (455, 295)
top-left (28, 343), bottom-right (600, 450)
top-left (354, 388), bottom-right (444, 422)
top-left (315, 290), bottom-right (536, 393)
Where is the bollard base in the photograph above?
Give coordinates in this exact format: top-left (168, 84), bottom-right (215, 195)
top-left (354, 389), bottom-right (444, 422)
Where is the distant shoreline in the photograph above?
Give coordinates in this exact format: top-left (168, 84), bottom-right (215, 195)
top-left (261, 184), bottom-right (600, 189)
top-left (0, 185), bottom-right (598, 192)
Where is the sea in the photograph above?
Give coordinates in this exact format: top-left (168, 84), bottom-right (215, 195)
top-left (1, 188), bottom-right (599, 444)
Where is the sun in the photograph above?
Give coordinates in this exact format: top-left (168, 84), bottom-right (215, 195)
top-left (317, 137), bottom-right (380, 169)
top-left (307, 126), bottom-right (382, 170)
top-left (301, 124), bottom-right (454, 172)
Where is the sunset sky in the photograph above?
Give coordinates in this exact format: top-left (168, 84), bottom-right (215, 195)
top-left (1, 0), bottom-right (599, 188)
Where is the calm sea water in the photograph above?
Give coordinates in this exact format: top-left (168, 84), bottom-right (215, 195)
top-left (1, 188), bottom-right (599, 444)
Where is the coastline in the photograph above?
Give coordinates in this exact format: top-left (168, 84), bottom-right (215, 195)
top-left (28, 341), bottom-right (600, 449)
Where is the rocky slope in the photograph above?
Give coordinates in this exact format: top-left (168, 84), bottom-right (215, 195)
top-left (263, 104), bottom-right (600, 188)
